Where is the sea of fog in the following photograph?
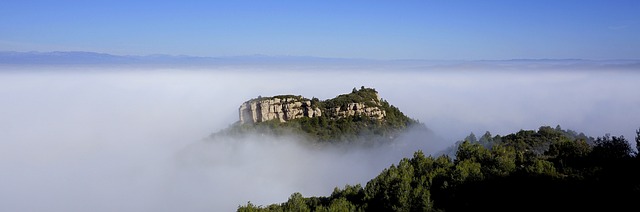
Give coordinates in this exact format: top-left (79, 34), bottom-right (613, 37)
top-left (1, 65), bottom-right (639, 211)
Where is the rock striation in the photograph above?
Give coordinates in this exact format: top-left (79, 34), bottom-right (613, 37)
top-left (238, 88), bottom-right (387, 124)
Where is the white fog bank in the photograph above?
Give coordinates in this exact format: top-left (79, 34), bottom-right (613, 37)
top-left (1, 66), bottom-right (639, 211)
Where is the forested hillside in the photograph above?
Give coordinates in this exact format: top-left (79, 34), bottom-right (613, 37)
top-left (238, 126), bottom-right (640, 212)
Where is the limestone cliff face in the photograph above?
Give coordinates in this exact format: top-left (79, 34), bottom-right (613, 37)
top-left (325, 102), bottom-right (386, 120)
top-left (238, 89), bottom-right (387, 124)
top-left (239, 97), bottom-right (322, 124)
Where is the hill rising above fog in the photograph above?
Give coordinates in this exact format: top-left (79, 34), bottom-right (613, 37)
top-left (211, 87), bottom-right (423, 143)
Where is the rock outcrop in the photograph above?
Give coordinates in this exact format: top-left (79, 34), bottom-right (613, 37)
top-left (325, 102), bottom-right (386, 120)
top-left (238, 88), bottom-right (387, 124)
top-left (239, 96), bottom-right (322, 124)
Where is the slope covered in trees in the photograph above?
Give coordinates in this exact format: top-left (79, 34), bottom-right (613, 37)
top-left (238, 126), bottom-right (640, 212)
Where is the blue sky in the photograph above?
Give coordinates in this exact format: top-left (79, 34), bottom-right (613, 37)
top-left (1, 0), bottom-right (638, 60)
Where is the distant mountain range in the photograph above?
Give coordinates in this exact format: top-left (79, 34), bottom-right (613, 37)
top-left (1, 51), bottom-right (638, 70)
top-left (0, 51), bottom-right (369, 65)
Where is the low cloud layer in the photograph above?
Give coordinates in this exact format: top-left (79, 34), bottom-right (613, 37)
top-left (1, 65), bottom-right (638, 211)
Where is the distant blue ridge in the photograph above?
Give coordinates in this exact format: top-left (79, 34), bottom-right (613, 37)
top-left (1, 51), bottom-right (638, 71)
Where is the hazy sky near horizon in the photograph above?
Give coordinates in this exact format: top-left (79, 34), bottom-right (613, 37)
top-left (1, 0), bottom-right (639, 60)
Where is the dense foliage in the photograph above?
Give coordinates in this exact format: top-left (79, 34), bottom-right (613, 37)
top-left (214, 87), bottom-right (418, 142)
top-left (321, 87), bottom-right (381, 109)
top-left (238, 126), bottom-right (640, 211)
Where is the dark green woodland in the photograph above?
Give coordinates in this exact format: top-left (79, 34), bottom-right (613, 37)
top-left (237, 126), bottom-right (640, 212)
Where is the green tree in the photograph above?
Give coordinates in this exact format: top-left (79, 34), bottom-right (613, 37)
top-left (464, 132), bottom-right (477, 143)
top-left (524, 159), bottom-right (557, 176)
top-left (455, 141), bottom-right (490, 163)
top-left (452, 160), bottom-right (483, 183)
top-left (478, 131), bottom-right (494, 148)
top-left (284, 192), bottom-right (310, 212)
top-left (546, 139), bottom-right (592, 172)
top-left (485, 144), bottom-right (516, 177)
top-left (237, 202), bottom-right (261, 212)
top-left (365, 159), bottom-right (414, 211)
top-left (327, 198), bottom-right (357, 212)
top-left (330, 184), bottom-right (364, 207)
top-left (591, 134), bottom-right (633, 161)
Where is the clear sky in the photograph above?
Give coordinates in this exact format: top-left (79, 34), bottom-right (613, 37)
top-left (1, 0), bottom-right (638, 60)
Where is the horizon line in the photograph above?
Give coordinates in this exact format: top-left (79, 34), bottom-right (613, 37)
top-left (2, 50), bottom-right (639, 62)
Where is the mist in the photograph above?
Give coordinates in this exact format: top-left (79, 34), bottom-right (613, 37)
top-left (1, 65), bottom-right (639, 211)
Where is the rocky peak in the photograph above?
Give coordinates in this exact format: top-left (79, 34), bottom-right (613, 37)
top-left (238, 87), bottom-right (387, 124)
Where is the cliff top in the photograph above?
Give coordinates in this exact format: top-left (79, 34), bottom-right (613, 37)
top-left (243, 86), bottom-right (379, 106)
top-left (251, 94), bottom-right (308, 102)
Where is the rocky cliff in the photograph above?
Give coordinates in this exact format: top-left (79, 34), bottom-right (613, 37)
top-left (239, 96), bottom-right (322, 124)
top-left (238, 88), bottom-right (387, 124)
top-left (218, 87), bottom-right (418, 142)
top-left (324, 93), bottom-right (386, 120)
